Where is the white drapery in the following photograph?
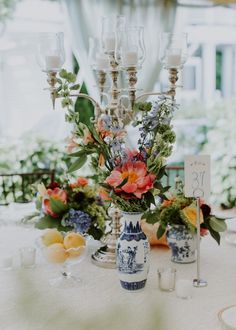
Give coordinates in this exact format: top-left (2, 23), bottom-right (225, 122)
top-left (62, 0), bottom-right (177, 100)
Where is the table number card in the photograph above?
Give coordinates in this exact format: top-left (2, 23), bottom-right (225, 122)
top-left (184, 155), bottom-right (211, 201)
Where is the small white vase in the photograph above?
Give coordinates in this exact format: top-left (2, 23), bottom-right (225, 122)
top-left (116, 211), bottom-right (150, 291)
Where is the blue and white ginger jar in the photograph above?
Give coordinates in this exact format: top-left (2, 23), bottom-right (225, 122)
top-left (116, 212), bottom-right (150, 291)
top-left (166, 225), bottom-right (197, 263)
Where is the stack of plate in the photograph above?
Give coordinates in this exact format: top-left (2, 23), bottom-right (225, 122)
top-left (218, 305), bottom-right (236, 329)
top-left (225, 218), bottom-right (236, 245)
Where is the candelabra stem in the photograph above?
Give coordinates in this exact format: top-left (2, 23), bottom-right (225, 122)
top-left (168, 68), bottom-right (179, 99)
top-left (91, 207), bottom-right (121, 268)
top-left (127, 68), bottom-right (137, 110)
top-left (110, 70), bottom-right (119, 105)
top-left (98, 71), bottom-right (106, 104)
top-left (46, 71), bottom-right (58, 109)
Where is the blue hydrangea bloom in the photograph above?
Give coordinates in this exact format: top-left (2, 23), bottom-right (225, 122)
top-left (65, 209), bottom-right (92, 234)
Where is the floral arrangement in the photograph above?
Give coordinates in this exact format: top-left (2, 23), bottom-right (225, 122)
top-left (35, 176), bottom-right (107, 240)
top-left (65, 94), bottom-right (177, 213)
top-left (143, 181), bottom-right (227, 244)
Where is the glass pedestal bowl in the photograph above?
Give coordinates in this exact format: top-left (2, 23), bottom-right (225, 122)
top-left (37, 231), bottom-right (88, 288)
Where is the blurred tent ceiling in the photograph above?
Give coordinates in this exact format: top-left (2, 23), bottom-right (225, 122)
top-left (178, 0), bottom-right (236, 6)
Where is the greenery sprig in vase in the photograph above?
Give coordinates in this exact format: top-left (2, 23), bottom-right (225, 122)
top-left (35, 176), bottom-right (107, 240)
top-left (63, 92), bottom-right (177, 213)
top-left (143, 181), bottom-right (227, 244)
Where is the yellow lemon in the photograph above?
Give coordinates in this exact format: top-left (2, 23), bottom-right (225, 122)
top-left (67, 245), bottom-right (86, 258)
top-left (41, 229), bottom-right (63, 246)
top-left (63, 232), bottom-right (86, 249)
top-left (45, 243), bottom-right (68, 263)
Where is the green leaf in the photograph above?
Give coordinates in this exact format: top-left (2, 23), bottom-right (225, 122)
top-left (209, 216), bottom-right (227, 232)
top-left (99, 183), bottom-right (111, 190)
top-left (35, 215), bottom-right (57, 230)
top-left (159, 193), bottom-right (168, 201)
top-left (208, 228), bottom-right (221, 245)
top-left (88, 124), bottom-right (102, 144)
top-left (145, 191), bottom-right (156, 206)
top-left (59, 69), bottom-right (67, 79)
top-left (157, 224), bottom-right (166, 239)
top-left (162, 185), bottom-right (171, 193)
top-left (69, 149), bottom-right (95, 157)
top-left (68, 150), bottom-right (86, 157)
top-left (68, 154), bottom-right (87, 173)
top-left (154, 181), bottom-right (164, 190)
top-left (88, 225), bottom-right (104, 240)
top-left (50, 197), bottom-right (68, 214)
top-left (35, 215), bottom-right (70, 232)
top-left (143, 209), bottom-right (160, 224)
top-left (156, 166), bottom-right (167, 180)
top-left (67, 73), bottom-right (76, 83)
top-left (70, 84), bottom-right (80, 90)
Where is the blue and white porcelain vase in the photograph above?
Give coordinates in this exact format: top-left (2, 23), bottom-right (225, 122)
top-left (116, 211), bottom-right (150, 291)
top-left (166, 225), bottom-right (197, 263)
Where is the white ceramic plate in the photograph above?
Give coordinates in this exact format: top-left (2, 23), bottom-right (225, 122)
top-left (226, 218), bottom-right (236, 233)
top-left (218, 305), bottom-right (236, 329)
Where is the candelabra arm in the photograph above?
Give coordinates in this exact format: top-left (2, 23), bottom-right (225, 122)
top-left (66, 93), bottom-right (100, 108)
top-left (45, 71), bottom-right (101, 112)
top-left (136, 68), bottom-right (179, 103)
top-left (66, 92), bottom-right (102, 120)
top-left (136, 91), bottom-right (163, 102)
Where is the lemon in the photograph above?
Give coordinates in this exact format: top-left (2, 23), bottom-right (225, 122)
top-left (41, 229), bottom-right (63, 246)
top-left (45, 243), bottom-right (68, 263)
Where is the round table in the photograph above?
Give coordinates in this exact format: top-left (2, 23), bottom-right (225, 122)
top-left (0, 222), bottom-right (235, 330)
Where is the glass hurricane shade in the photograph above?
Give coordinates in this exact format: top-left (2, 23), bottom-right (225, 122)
top-left (37, 32), bottom-right (65, 71)
top-left (101, 15), bottom-right (126, 53)
top-left (115, 26), bottom-right (146, 68)
top-left (159, 32), bottom-right (188, 69)
top-left (88, 37), bottom-right (110, 70)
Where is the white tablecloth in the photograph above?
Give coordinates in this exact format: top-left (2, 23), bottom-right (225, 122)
top-left (0, 221), bottom-right (235, 330)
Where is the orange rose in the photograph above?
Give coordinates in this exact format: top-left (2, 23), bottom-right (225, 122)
top-left (99, 188), bottom-right (112, 201)
top-left (70, 177), bottom-right (88, 188)
top-left (162, 199), bottom-right (175, 207)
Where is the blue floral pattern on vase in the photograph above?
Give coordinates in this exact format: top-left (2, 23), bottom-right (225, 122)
top-left (116, 212), bottom-right (150, 291)
top-left (166, 225), bottom-right (197, 263)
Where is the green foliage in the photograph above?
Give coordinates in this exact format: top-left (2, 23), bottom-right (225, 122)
top-left (68, 154), bottom-right (87, 173)
top-left (35, 180), bottom-right (107, 240)
top-left (143, 183), bottom-right (226, 244)
top-left (0, 0), bottom-right (18, 22)
top-left (134, 102), bottom-right (152, 112)
top-left (216, 50), bottom-right (222, 90)
top-left (202, 98), bottom-right (236, 208)
top-left (75, 83), bottom-right (94, 127)
top-left (0, 137), bottom-right (72, 204)
top-left (35, 214), bottom-right (70, 232)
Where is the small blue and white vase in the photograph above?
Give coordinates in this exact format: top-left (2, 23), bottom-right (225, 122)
top-left (116, 211), bottom-right (150, 291)
top-left (166, 225), bottom-right (197, 263)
